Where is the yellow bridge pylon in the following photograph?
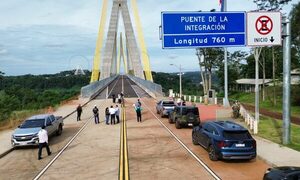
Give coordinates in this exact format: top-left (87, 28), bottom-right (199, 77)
top-left (90, 0), bottom-right (108, 83)
top-left (131, 0), bottom-right (153, 82)
top-left (90, 0), bottom-right (153, 83)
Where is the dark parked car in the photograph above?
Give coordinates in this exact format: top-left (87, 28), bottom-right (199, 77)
top-left (168, 106), bottom-right (200, 129)
top-left (263, 166), bottom-right (300, 180)
top-left (156, 100), bottom-right (176, 117)
top-left (192, 120), bottom-right (256, 161)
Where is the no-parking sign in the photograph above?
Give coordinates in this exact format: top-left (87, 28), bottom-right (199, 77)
top-left (247, 12), bottom-right (281, 46)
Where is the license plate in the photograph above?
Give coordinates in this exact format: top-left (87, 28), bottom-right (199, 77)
top-left (236, 143), bottom-right (245, 147)
top-left (19, 142), bottom-right (27, 145)
top-left (188, 123), bottom-right (193, 126)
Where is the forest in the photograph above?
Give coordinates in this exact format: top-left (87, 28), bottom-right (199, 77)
top-left (0, 70), bottom-right (90, 122)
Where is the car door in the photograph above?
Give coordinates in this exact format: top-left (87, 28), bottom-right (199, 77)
top-left (50, 115), bottom-right (58, 132)
top-left (201, 124), bottom-right (214, 149)
top-left (45, 117), bottom-right (54, 135)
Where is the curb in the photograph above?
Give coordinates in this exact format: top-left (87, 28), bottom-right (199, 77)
top-left (0, 148), bottom-right (14, 159)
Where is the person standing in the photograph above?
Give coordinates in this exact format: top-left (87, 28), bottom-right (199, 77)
top-left (118, 94), bottom-right (122, 104)
top-left (105, 107), bottom-right (110, 125)
top-left (135, 105), bottom-right (142, 122)
top-left (38, 126), bottom-right (51, 160)
top-left (76, 104), bottom-right (82, 121)
top-left (135, 99), bottom-right (142, 107)
top-left (109, 105), bottom-right (116, 125)
top-left (112, 94), bottom-right (116, 103)
top-left (115, 105), bottom-right (120, 123)
top-left (120, 92), bottom-right (124, 104)
top-left (93, 105), bottom-right (99, 124)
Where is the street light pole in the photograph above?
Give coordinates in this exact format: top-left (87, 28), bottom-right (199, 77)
top-left (179, 64), bottom-right (182, 99)
top-left (170, 64), bottom-right (182, 99)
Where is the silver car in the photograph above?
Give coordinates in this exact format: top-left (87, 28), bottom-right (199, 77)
top-left (11, 114), bottom-right (63, 147)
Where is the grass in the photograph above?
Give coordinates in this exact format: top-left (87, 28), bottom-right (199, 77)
top-left (258, 116), bottom-right (300, 151)
top-left (230, 90), bottom-right (300, 118)
top-left (0, 107), bottom-right (58, 131)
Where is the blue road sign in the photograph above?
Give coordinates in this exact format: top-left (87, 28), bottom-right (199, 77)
top-left (161, 12), bottom-right (246, 48)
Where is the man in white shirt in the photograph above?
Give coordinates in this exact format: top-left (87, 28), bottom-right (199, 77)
top-left (38, 125), bottom-right (51, 160)
top-left (109, 105), bottom-right (116, 125)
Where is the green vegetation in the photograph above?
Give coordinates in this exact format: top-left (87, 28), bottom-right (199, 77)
top-left (152, 71), bottom-right (203, 96)
top-left (229, 86), bottom-right (300, 117)
top-left (0, 70), bottom-right (90, 125)
top-left (258, 116), bottom-right (300, 151)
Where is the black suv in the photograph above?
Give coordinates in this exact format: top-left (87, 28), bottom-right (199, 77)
top-left (168, 106), bottom-right (200, 129)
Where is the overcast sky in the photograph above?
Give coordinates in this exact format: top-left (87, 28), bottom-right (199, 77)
top-left (0, 0), bottom-right (298, 75)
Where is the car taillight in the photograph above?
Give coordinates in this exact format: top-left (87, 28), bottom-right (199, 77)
top-left (217, 141), bottom-right (228, 148)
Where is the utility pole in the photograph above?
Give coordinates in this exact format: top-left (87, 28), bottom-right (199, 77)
top-left (222, 0), bottom-right (230, 107)
top-left (282, 17), bottom-right (291, 145)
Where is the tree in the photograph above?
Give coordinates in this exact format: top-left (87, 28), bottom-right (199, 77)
top-left (291, 1), bottom-right (300, 61)
top-left (196, 48), bottom-right (224, 95)
top-left (217, 51), bottom-right (248, 90)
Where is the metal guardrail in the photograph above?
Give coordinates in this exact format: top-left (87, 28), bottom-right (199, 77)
top-left (81, 75), bottom-right (118, 98)
top-left (127, 75), bottom-right (163, 99)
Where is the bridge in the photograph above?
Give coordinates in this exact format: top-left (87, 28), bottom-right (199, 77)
top-left (0, 0), bottom-right (299, 180)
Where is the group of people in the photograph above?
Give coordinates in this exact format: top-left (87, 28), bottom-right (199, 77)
top-left (112, 92), bottom-right (124, 104)
top-left (38, 98), bottom-right (142, 160)
top-left (91, 104), bottom-right (120, 125)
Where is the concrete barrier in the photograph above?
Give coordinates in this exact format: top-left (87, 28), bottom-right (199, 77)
top-left (81, 75), bottom-right (117, 99)
top-left (127, 75), bottom-right (163, 99)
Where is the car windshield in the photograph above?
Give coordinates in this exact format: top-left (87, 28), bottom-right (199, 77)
top-left (223, 131), bottom-right (251, 140)
top-left (20, 119), bottom-right (45, 128)
top-left (162, 101), bottom-right (175, 106)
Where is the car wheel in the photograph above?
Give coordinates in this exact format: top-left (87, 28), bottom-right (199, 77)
top-left (208, 145), bottom-right (218, 161)
top-left (56, 124), bottom-right (63, 136)
top-left (175, 119), bottom-right (181, 129)
top-left (192, 133), bottom-right (198, 145)
top-left (168, 117), bottom-right (173, 124)
top-left (160, 111), bottom-right (164, 118)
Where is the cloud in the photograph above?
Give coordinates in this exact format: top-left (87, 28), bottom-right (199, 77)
top-left (0, 49), bottom-right (7, 55)
top-left (0, 0), bottom-right (298, 75)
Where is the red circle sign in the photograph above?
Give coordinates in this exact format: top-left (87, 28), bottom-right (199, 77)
top-left (255, 16), bottom-right (273, 35)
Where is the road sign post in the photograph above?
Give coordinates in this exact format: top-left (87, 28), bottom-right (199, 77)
top-left (161, 12), bottom-right (246, 48)
top-left (247, 12), bottom-right (282, 46)
top-left (282, 17), bottom-right (291, 145)
top-left (247, 12), bottom-right (282, 127)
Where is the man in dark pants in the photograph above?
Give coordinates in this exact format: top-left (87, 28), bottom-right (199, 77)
top-left (109, 105), bottom-right (116, 124)
top-left (135, 105), bottom-right (142, 122)
top-left (115, 105), bottom-right (120, 123)
top-left (38, 126), bottom-right (51, 160)
top-left (112, 94), bottom-right (116, 103)
top-left (93, 105), bottom-right (99, 124)
top-left (76, 104), bottom-right (82, 121)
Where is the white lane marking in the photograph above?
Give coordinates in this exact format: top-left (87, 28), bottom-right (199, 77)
top-left (123, 76), bottom-right (221, 180)
top-left (33, 116), bottom-right (93, 180)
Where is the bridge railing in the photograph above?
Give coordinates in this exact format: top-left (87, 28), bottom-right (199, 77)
top-left (81, 75), bottom-right (118, 99)
top-left (127, 75), bottom-right (163, 99)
